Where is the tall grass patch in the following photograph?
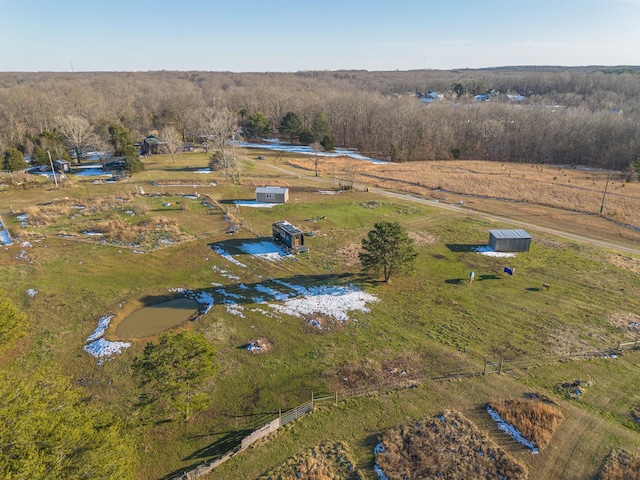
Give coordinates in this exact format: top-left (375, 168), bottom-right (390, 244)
top-left (376, 410), bottom-right (528, 480)
top-left (489, 397), bottom-right (563, 449)
top-left (599, 449), bottom-right (640, 480)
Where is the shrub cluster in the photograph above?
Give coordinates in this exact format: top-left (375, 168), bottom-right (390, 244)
top-left (259, 441), bottom-right (360, 480)
top-left (599, 449), bottom-right (640, 480)
top-left (377, 410), bottom-right (527, 480)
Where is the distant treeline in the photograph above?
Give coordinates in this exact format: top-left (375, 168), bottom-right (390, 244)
top-left (1, 67), bottom-right (639, 169)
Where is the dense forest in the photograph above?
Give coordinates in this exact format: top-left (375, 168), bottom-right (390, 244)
top-left (1, 66), bottom-right (639, 169)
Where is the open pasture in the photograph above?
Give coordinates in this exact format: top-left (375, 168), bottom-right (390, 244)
top-left (2, 151), bottom-right (640, 479)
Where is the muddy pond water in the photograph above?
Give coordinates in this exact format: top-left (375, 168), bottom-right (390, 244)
top-left (114, 297), bottom-right (200, 339)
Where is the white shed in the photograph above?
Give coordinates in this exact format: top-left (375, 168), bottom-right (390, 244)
top-left (255, 186), bottom-right (289, 204)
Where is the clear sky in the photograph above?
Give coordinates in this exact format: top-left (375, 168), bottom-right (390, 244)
top-left (1, 0), bottom-right (639, 72)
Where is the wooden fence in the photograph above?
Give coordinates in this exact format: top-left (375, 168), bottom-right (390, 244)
top-left (171, 393), bottom-right (335, 480)
top-left (171, 339), bottom-right (640, 479)
top-left (483, 338), bottom-right (640, 375)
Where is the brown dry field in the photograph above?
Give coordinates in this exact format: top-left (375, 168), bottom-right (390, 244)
top-left (288, 157), bottom-right (640, 248)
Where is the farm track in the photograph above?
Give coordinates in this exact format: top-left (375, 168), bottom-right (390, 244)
top-left (251, 159), bottom-right (640, 256)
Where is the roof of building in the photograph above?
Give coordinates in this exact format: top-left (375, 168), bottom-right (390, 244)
top-left (143, 135), bottom-right (165, 145)
top-left (256, 186), bottom-right (289, 194)
top-left (489, 229), bottom-right (532, 239)
top-left (273, 220), bottom-right (303, 235)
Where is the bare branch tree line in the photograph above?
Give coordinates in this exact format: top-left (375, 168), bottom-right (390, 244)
top-left (0, 68), bottom-right (638, 170)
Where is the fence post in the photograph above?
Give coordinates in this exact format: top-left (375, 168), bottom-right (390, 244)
top-left (483, 361), bottom-right (487, 375)
top-left (335, 391), bottom-right (338, 406)
top-left (498, 358), bottom-right (503, 375)
top-left (279, 408), bottom-right (281, 421)
top-left (311, 391), bottom-right (314, 409)
top-left (617, 341), bottom-right (621, 352)
top-left (635, 337), bottom-right (639, 350)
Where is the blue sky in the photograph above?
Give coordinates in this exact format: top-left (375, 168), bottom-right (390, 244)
top-left (1, 0), bottom-right (639, 72)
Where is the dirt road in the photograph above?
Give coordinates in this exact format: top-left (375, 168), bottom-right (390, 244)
top-left (250, 158), bottom-right (640, 256)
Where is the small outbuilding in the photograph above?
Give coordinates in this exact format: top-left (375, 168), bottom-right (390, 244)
top-left (489, 229), bottom-right (532, 252)
top-left (272, 221), bottom-right (307, 253)
top-left (256, 186), bottom-right (289, 204)
top-left (53, 159), bottom-right (71, 173)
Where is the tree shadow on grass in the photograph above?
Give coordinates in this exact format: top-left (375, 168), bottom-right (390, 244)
top-left (181, 428), bottom-right (253, 462)
top-left (356, 433), bottom-right (381, 473)
top-left (478, 274), bottom-right (500, 281)
top-left (445, 243), bottom-right (486, 253)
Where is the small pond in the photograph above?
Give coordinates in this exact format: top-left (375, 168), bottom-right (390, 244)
top-left (114, 297), bottom-right (200, 339)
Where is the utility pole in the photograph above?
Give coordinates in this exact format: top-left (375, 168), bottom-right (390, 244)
top-left (48, 151), bottom-right (59, 189)
top-left (599, 170), bottom-right (612, 216)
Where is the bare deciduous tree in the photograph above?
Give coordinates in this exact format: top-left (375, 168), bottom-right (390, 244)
top-left (57, 115), bottom-right (97, 164)
top-left (160, 125), bottom-right (183, 163)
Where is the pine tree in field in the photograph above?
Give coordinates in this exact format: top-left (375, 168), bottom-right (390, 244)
top-left (3, 147), bottom-right (27, 171)
top-left (359, 221), bottom-right (417, 282)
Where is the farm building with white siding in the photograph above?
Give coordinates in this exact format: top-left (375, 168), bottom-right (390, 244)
top-left (256, 186), bottom-right (289, 204)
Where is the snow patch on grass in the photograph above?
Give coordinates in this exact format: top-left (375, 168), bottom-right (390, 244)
top-left (233, 200), bottom-right (277, 208)
top-left (238, 240), bottom-right (291, 261)
top-left (487, 406), bottom-right (539, 454)
top-left (212, 246), bottom-right (247, 268)
top-left (474, 245), bottom-right (517, 258)
top-left (374, 443), bottom-right (389, 480)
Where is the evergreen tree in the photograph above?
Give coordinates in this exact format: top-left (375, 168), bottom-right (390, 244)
top-left (359, 221), bottom-right (418, 282)
top-left (312, 111), bottom-right (329, 139)
top-left (0, 371), bottom-right (137, 478)
top-left (298, 128), bottom-right (316, 145)
top-left (133, 330), bottom-right (218, 421)
top-left (320, 134), bottom-right (335, 152)
top-left (246, 110), bottom-right (272, 138)
top-left (3, 147), bottom-right (27, 171)
top-left (279, 111), bottom-right (302, 144)
top-left (108, 123), bottom-right (138, 157)
top-left (123, 156), bottom-right (144, 175)
top-left (31, 145), bottom-right (47, 166)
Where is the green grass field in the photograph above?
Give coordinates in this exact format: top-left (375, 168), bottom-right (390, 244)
top-left (2, 151), bottom-right (640, 479)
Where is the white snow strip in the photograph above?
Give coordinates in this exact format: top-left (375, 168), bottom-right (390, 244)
top-left (374, 443), bottom-right (390, 480)
top-left (474, 245), bottom-right (516, 258)
top-left (317, 190), bottom-right (340, 195)
top-left (212, 245), bottom-right (247, 268)
top-left (487, 406), bottom-right (539, 454)
top-left (255, 284), bottom-right (290, 302)
top-left (216, 288), bottom-right (243, 300)
top-left (233, 200), bottom-right (277, 208)
top-left (86, 315), bottom-right (114, 342)
top-left (272, 279), bottom-right (309, 296)
top-left (74, 169), bottom-right (111, 177)
top-left (184, 290), bottom-right (215, 314)
top-left (16, 214), bottom-right (28, 228)
top-left (0, 227), bottom-right (11, 246)
top-left (241, 140), bottom-right (389, 164)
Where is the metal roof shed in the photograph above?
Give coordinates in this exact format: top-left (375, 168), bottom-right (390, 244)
top-left (488, 229), bottom-right (532, 252)
top-left (256, 186), bottom-right (289, 204)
